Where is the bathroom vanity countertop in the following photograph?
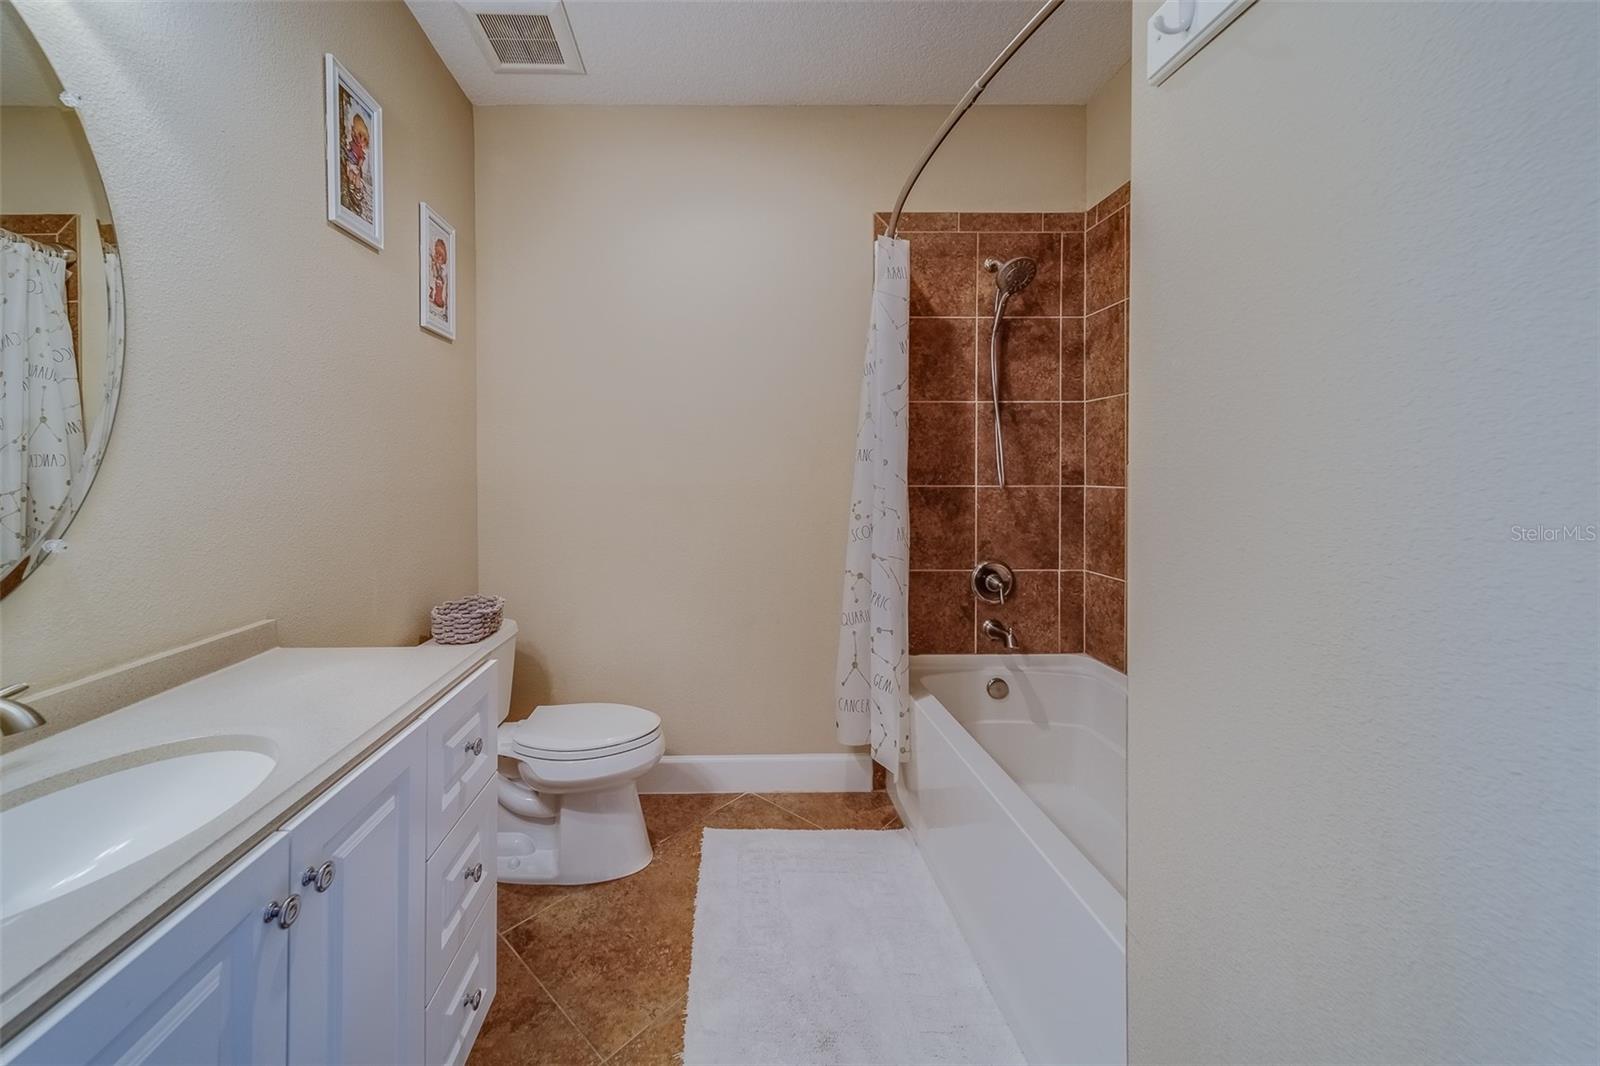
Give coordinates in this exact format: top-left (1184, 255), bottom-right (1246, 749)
top-left (0, 624), bottom-right (516, 1040)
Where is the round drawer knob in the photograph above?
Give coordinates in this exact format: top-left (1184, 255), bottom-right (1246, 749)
top-left (263, 894), bottom-right (301, 929)
top-left (302, 860), bottom-right (336, 893)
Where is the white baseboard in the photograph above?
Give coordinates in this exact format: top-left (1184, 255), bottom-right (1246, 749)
top-left (637, 753), bottom-right (873, 794)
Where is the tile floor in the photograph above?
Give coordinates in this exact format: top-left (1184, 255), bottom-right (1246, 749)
top-left (468, 791), bottom-right (903, 1066)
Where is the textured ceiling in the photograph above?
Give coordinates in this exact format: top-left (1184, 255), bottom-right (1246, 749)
top-left (406, 0), bottom-right (1131, 107)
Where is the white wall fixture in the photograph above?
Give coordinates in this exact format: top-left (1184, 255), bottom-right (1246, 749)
top-left (1146, 0), bottom-right (1256, 85)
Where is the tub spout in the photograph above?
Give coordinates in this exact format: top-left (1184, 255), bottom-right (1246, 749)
top-left (981, 619), bottom-right (1018, 650)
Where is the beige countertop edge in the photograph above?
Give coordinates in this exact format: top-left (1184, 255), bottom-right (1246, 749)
top-left (0, 647), bottom-right (492, 1044)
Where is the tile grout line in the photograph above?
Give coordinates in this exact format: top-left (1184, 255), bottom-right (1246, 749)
top-left (911, 568), bottom-right (1071, 573)
top-left (971, 250), bottom-right (980, 654)
top-left (1085, 186), bottom-right (1127, 663)
top-left (644, 791), bottom-right (749, 847)
top-left (1058, 231), bottom-right (1065, 652)
top-left (750, 793), bottom-right (827, 830)
top-left (600, 995), bottom-right (689, 1065)
top-left (528, 969), bottom-right (606, 1064)
top-left (598, 999), bottom-right (683, 1065)
top-left (501, 933), bottom-right (608, 1064)
top-left (1122, 188), bottom-right (1130, 669)
top-left (498, 890), bottom-right (574, 938)
top-left (1081, 216), bottom-right (1089, 653)
top-left (911, 314), bottom-right (1066, 320)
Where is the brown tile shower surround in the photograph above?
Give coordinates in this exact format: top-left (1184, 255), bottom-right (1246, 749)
top-left (877, 189), bottom-right (1129, 672)
top-left (468, 792), bottom-right (902, 1066)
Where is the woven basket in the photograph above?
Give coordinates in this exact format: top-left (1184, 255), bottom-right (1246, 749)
top-left (431, 595), bottom-right (504, 645)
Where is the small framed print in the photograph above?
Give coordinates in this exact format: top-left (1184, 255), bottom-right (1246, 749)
top-left (324, 54), bottom-right (383, 248)
top-left (419, 203), bottom-right (456, 340)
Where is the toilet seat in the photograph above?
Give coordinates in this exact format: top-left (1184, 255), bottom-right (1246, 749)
top-left (506, 703), bottom-right (662, 762)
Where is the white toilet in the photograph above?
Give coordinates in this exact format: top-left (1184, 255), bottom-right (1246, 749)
top-left (475, 626), bottom-right (665, 885)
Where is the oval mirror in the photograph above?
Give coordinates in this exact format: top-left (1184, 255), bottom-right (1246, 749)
top-left (0, 0), bottom-right (125, 598)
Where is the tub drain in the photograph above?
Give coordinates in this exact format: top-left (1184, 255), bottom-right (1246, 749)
top-left (985, 677), bottom-right (1009, 700)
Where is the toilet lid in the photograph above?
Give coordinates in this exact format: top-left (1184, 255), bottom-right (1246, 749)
top-left (508, 703), bottom-right (661, 757)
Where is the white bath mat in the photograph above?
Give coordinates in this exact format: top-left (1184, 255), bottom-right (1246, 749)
top-left (683, 829), bottom-right (1025, 1066)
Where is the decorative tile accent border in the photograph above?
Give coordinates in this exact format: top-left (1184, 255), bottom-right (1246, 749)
top-left (884, 184), bottom-right (1129, 672)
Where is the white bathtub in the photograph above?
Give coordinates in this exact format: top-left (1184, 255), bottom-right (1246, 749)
top-left (894, 654), bottom-right (1126, 1066)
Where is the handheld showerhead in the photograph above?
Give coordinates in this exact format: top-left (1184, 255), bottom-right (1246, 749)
top-left (984, 256), bottom-right (1037, 307)
top-left (982, 255), bottom-right (1038, 488)
top-left (988, 256), bottom-right (1037, 296)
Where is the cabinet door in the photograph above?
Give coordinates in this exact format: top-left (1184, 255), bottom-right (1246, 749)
top-left (2, 834), bottom-right (290, 1066)
top-left (283, 725), bottom-right (426, 1066)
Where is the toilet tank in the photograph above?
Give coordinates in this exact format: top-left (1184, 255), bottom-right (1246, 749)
top-left (427, 619), bottom-right (519, 724)
top-left (481, 620), bottom-right (519, 724)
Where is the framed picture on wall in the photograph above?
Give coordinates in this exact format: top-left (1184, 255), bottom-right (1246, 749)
top-left (324, 54), bottom-right (383, 248)
top-left (419, 203), bottom-right (456, 340)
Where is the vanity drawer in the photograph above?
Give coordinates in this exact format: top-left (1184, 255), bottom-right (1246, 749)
top-left (425, 899), bottom-right (497, 1066)
top-left (426, 660), bottom-right (498, 855)
top-left (426, 775), bottom-right (497, 998)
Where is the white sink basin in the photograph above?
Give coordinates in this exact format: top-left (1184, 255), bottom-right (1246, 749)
top-left (0, 748), bottom-right (277, 919)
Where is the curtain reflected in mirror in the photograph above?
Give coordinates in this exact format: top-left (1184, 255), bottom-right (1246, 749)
top-left (0, 0), bottom-right (125, 597)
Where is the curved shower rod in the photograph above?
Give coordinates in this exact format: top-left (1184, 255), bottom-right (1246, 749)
top-left (885, 0), bottom-right (1066, 240)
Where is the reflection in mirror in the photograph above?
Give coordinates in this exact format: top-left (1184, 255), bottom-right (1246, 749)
top-left (0, 0), bottom-right (125, 598)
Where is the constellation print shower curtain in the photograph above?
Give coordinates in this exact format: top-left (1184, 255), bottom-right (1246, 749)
top-left (836, 235), bottom-right (912, 772)
top-left (0, 234), bottom-right (83, 568)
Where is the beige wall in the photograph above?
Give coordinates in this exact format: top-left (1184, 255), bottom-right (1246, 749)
top-left (0, 105), bottom-right (112, 428)
top-left (476, 105), bottom-right (1083, 754)
top-left (1, 1), bottom-right (479, 690)
top-left (1128, 2), bottom-right (1598, 1062)
top-left (1084, 60), bottom-right (1130, 205)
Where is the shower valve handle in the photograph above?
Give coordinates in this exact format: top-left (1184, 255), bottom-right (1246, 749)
top-left (973, 561), bottom-right (1015, 606)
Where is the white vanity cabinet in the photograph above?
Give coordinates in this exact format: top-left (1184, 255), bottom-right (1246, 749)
top-left (3, 660), bottom-right (500, 1066)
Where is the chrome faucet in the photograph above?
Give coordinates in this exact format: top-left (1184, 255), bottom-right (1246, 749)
top-left (0, 684), bottom-right (46, 736)
top-left (981, 619), bottom-right (1019, 650)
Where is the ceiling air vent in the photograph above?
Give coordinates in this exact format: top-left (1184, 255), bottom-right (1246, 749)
top-left (460, 1), bottom-right (584, 74)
